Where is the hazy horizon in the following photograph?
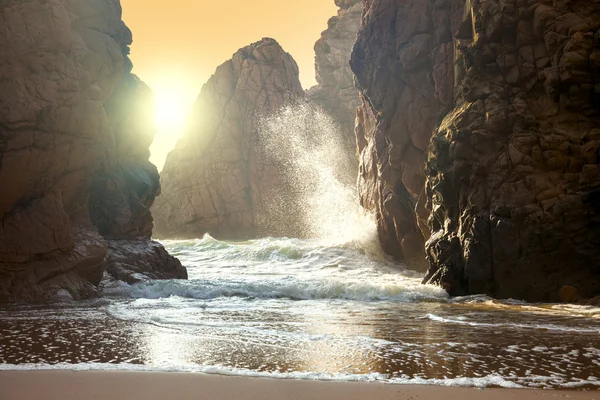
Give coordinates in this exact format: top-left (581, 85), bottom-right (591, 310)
top-left (121, 0), bottom-right (338, 170)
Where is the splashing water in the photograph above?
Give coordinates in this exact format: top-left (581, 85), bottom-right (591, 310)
top-left (258, 102), bottom-right (380, 255)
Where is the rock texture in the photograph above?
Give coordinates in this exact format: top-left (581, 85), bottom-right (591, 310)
top-left (423, 0), bottom-right (600, 302)
top-left (153, 38), bottom-right (305, 239)
top-left (352, 0), bottom-right (600, 301)
top-left (351, 0), bottom-right (464, 270)
top-left (0, 0), bottom-right (185, 303)
top-left (308, 0), bottom-right (362, 148)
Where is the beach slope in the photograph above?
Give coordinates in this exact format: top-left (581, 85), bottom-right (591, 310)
top-left (0, 371), bottom-right (597, 400)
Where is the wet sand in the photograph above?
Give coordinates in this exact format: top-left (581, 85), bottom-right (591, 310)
top-left (0, 371), bottom-right (598, 400)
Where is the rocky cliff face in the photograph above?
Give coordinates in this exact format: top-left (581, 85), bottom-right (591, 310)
top-left (352, 0), bottom-right (600, 301)
top-left (424, 0), bottom-right (600, 302)
top-left (0, 0), bottom-right (185, 303)
top-left (351, 0), bottom-right (464, 270)
top-left (308, 0), bottom-right (362, 146)
top-left (153, 38), bottom-right (305, 239)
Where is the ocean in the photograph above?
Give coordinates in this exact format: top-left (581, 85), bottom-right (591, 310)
top-left (1, 235), bottom-right (599, 389)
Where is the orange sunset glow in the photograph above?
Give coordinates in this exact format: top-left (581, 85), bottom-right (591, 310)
top-left (121, 0), bottom-right (338, 170)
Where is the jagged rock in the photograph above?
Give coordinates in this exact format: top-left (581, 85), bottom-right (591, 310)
top-left (0, 0), bottom-right (185, 303)
top-left (153, 38), bottom-right (305, 239)
top-left (308, 0), bottom-right (362, 152)
top-left (352, 0), bottom-right (600, 301)
top-left (350, 0), bottom-right (464, 271)
top-left (422, 0), bottom-right (600, 302)
top-left (102, 240), bottom-right (187, 284)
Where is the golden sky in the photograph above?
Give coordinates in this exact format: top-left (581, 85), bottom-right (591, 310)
top-left (121, 0), bottom-right (338, 169)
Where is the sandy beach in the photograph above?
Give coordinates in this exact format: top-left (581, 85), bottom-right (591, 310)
top-left (0, 371), bottom-right (597, 400)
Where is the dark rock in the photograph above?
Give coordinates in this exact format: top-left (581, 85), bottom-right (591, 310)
top-left (307, 0), bottom-right (362, 155)
top-left (0, 0), bottom-right (185, 303)
top-left (353, 0), bottom-right (600, 301)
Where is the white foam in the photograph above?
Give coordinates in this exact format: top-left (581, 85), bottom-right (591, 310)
top-left (0, 363), bottom-right (577, 389)
top-left (257, 102), bottom-right (382, 255)
top-left (425, 314), bottom-right (600, 333)
top-left (103, 277), bottom-right (448, 303)
top-left (6, 363), bottom-right (596, 389)
top-left (388, 374), bottom-right (524, 389)
top-left (0, 362), bottom-right (388, 383)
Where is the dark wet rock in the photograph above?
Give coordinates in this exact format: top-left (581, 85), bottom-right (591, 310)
top-left (102, 240), bottom-right (187, 284)
top-left (423, 0), bottom-right (600, 302)
top-left (350, 0), bottom-right (464, 271)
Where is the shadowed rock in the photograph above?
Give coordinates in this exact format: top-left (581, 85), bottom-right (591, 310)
top-left (153, 38), bottom-right (305, 239)
top-left (423, 0), bottom-right (600, 302)
top-left (0, 0), bottom-right (185, 303)
top-left (350, 0), bottom-right (464, 271)
top-left (352, 0), bottom-right (600, 301)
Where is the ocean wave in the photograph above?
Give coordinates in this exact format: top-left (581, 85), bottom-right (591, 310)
top-left (103, 278), bottom-right (448, 303)
top-left (165, 236), bottom-right (307, 261)
top-left (159, 234), bottom-right (396, 270)
top-left (425, 314), bottom-right (600, 333)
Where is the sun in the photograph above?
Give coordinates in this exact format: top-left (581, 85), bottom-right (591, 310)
top-left (146, 74), bottom-right (204, 171)
top-left (154, 88), bottom-right (189, 132)
top-left (149, 86), bottom-right (194, 170)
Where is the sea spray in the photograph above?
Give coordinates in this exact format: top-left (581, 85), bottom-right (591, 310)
top-left (257, 102), bottom-right (382, 257)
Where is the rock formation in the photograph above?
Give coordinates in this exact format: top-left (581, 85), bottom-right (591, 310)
top-left (308, 0), bottom-right (362, 150)
top-left (153, 38), bottom-right (305, 239)
top-left (423, 0), bottom-right (600, 302)
top-left (352, 0), bottom-right (600, 301)
top-left (91, 73), bottom-right (186, 285)
top-left (0, 0), bottom-right (185, 303)
top-left (351, 0), bottom-right (463, 270)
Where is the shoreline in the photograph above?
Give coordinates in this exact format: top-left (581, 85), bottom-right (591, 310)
top-left (0, 371), bottom-right (598, 400)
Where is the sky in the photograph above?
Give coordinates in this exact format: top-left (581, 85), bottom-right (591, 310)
top-left (121, 0), bottom-right (338, 170)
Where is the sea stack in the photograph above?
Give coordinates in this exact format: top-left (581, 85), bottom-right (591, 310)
top-left (153, 38), bottom-right (305, 239)
top-left (352, 0), bottom-right (600, 301)
top-left (308, 0), bottom-right (362, 153)
top-left (0, 0), bottom-right (185, 303)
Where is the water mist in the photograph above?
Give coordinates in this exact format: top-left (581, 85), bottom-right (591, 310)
top-left (257, 102), bottom-right (382, 257)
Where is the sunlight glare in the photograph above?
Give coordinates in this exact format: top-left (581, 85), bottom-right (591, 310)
top-left (154, 88), bottom-right (188, 132)
top-left (149, 82), bottom-right (198, 171)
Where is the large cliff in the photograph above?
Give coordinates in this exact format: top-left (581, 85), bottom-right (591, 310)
top-left (0, 0), bottom-right (185, 302)
top-left (352, 0), bottom-right (600, 301)
top-left (153, 38), bottom-right (305, 239)
top-left (308, 0), bottom-right (362, 145)
top-left (423, 0), bottom-right (600, 302)
top-left (351, 0), bottom-right (464, 270)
